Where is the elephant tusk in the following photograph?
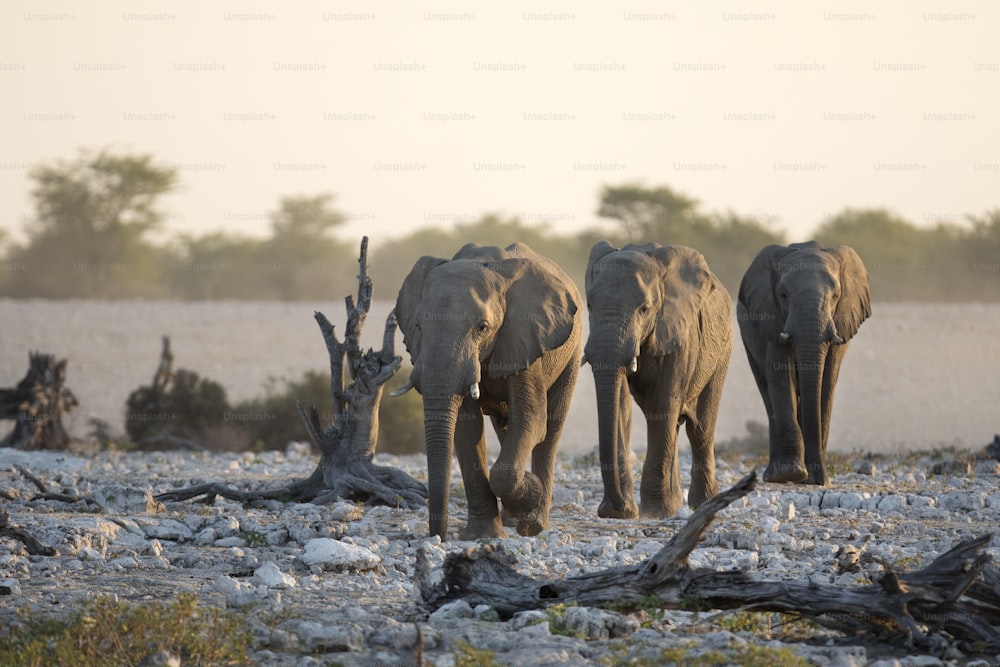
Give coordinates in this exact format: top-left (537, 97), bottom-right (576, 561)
top-left (778, 332), bottom-right (791, 345)
top-left (832, 334), bottom-right (845, 345)
top-left (389, 380), bottom-right (413, 397)
top-left (629, 357), bottom-right (638, 373)
top-left (470, 382), bottom-right (481, 400)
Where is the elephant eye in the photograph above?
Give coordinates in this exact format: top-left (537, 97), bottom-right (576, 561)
top-left (475, 321), bottom-right (489, 335)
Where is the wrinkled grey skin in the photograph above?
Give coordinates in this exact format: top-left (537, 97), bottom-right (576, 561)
top-left (737, 241), bottom-right (871, 485)
top-left (584, 242), bottom-right (733, 519)
top-left (394, 242), bottom-right (582, 540)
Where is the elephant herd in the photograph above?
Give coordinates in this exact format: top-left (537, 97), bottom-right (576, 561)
top-left (392, 240), bottom-right (871, 540)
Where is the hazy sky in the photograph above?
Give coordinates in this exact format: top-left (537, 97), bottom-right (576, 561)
top-left (2, 1), bottom-right (997, 246)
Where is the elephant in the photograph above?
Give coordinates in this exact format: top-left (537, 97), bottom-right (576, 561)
top-left (584, 241), bottom-right (733, 520)
top-left (393, 242), bottom-right (583, 540)
top-left (736, 241), bottom-right (871, 485)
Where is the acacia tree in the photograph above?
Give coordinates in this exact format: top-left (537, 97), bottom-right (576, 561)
top-left (266, 194), bottom-right (352, 300)
top-left (3, 148), bottom-right (178, 298)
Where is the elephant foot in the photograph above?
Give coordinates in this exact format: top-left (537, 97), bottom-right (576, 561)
top-left (687, 479), bottom-right (719, 509)
top-left (459, 515), bottom-right (507, 540)
top-left (515, 512), bottom-right (548, 537)
top-left (805, 467), bottom-right (829, 486)
top-left (597, 496), bottom-right (638, 520)
top-left (763, 460), bottom-right (808, 484)
top-left (639, 497), bottom-right (682, 519)
top-left (501, 500), bottom-right (550, 536)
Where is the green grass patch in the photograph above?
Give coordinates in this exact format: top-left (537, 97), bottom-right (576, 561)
top-left (0, 593), bottom-right (252, 667)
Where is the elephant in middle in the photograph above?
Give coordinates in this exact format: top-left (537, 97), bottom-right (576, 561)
top-left (584, 241), bottom-right (733, 519)
top-left (394, 242), bottom-right (583, 540)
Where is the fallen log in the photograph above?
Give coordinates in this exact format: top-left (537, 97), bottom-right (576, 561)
top-left (416, 471), bottom-right (1000, 654)
top-left (0, 353), bottom-right (77, 450)
top-left (156, 237), bottom-right (427, 510)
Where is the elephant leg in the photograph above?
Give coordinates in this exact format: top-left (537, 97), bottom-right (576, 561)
top-left (763, 344), bottom-right (808, 483)
top-left (639, 407), bottom-right (683, 518)
top-left (454, 399), bottom-right (505, 540)
top-left (517, 359), bottom-right (580, 535)
top-left (741, 333), bottom-right (781, 466)
top-left (489, 378), bottom-right (548, 536)
top-left (686, 366), bottom-right (725, 508)
top-left (487, 412), bottom-right (518, 528)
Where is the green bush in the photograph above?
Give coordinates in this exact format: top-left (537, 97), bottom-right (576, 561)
top-left (0, 593), bottom-right (251, 666)
top-left (233, 366), bottom-right (426, 455)
top-left (377, 365), bottom-right (425, 456)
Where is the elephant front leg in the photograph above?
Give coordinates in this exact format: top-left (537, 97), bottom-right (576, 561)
top-left (763, 344), bottom-right (808, 483)
top-left (639, 408), bottom-right (683, 518)
top-left (454, 399), bottom-right (505, 540)
top-left (489, 380), bottom-right (550, 536)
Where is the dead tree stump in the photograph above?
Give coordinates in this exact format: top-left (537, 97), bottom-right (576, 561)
top-left (0, 353), bottom-right (77, 450)
top-left (156, 237), bottom-right (427, 509)
top-left (416, 471), bottom-right (1000, 654)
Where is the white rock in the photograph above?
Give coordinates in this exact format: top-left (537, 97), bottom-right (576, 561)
top-left (759, 516), bottom-right (780, 533)
top-left (300, 538), bottom-right (381, 571)
top-left (877, 495), bottom-right (907, 513)
top-left (939, 492), bottom-right (984, 511)
top-left (141, 519), bottom-right (194, 542)
top-left (253, 561), bottom-right (297, 588)
top-left (296, 621), bottom-right (364, 653)
top-left (0, 578), bottom-right (21, 595)
top-left (428, 599), bottom-right (474, 622)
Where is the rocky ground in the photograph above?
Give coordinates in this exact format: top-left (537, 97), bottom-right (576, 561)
top-left (1, 444), bottom-right (1000, 667)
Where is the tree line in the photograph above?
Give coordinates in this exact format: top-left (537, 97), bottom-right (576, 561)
top-left (2, 147), bottom-right (998, 302)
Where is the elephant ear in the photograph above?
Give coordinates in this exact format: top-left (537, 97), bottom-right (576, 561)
top-left (395, 255), bottom-right (447, 363)
top-left (646, 245), bottom-right (716, 356)
top-left (827, 244), bottom-right (871, 341)
top-left (585, 240), bottom-right (619, 293)
top-left (737, 244), bottom-right (794, 343)
top-left (488, 249), bottom-right (581, 379)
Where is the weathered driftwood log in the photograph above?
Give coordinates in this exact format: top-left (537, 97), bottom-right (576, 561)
top-left (156, 237), bottom-right (427, 509)
top-left (0, 353), bottom-right (77, 450)
top-left (416, 471), bottom-right (1000, 654)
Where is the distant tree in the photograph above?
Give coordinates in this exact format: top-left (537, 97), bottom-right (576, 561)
top-left (171, 194), bottom-right (354, 301)
top-left (169, 232), bottom-right (265, 300)
top-left (2, 148), bottom-right (177, 298)
top-left (597, 183), bottom-right (710, 244)
top-left (264, 194), bottom-right (353, 300)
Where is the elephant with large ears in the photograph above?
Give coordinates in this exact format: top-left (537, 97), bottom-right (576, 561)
top-left (584, 241), bottom-right (733, 520)
top-left (737, 241), bottom-right (871, 485)
top-left (393, 242), bottom-right (583, 540)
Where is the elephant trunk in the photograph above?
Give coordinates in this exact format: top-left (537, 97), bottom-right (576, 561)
top-left (421, 393), bottom-right (462, 539)
top-left (592, 365), bottom-right (635, 517)
top-left (788, 302), bottom-right (831, 484)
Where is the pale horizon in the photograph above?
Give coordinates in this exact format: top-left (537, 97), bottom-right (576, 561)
top-left (2, 1), bottom-right (997, 246)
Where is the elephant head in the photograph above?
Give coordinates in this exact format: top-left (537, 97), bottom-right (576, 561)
top-left (738, 241), bottom-right (870, 484)
top-left (584, 241), bottom-right (717, 518)
top-left (394, 242), bottom-right (580, 539)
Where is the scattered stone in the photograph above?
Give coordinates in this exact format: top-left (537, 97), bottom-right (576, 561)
top-left (2, 447), bottom-right (998, 666)
top-left (299, 538), bottom-right (381, 572)
top-left (253, 561), bottom-right (296, 588)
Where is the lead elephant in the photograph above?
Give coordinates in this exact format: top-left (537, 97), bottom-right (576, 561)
top-left (584, 242), bottom-right (733, 519)
top-left (394, 242), bottom-right (583, 540)
top-left (737, 241), bottom-right (871, 485)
